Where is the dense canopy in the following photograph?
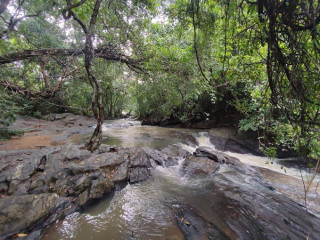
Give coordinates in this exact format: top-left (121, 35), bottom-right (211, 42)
top-left (0, 0), bottom-right (319, 159)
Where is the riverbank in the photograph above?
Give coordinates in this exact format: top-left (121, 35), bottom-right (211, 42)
top-left (0, 114), bottom-right (319, 239)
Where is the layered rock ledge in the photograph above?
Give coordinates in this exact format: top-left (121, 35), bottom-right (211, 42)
top-left (173, 147), bottom-right (320, 239)
top-left (0, 144), bottom-right (178, 240)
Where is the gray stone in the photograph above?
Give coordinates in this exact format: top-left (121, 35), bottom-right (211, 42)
top-left (98, 153), bottom-right (126, 168)
top-left (48, 145), bottom-right (91, 162)
top-left (144, 149), bottom-right (167, 166)
top-left (194, 147), bottom-right (240, 165)
top-left (0, 194), bottom-right (72, 240)
top-left (89, 177), bottom-right (113, 199)
top-left (78, 189), bottom-right (90, 206)
top-left (129, 167), bottom-right (151, 184)
top-left (182, 156), bottom-right (220, 177)
top-left (113, 162), bottom-right (129, 182)
top-left (129, 148), bottom-right (151, 168)
top-left (0, 182), bottom-right (8, 194)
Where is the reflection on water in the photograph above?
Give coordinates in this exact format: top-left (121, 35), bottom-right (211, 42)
top-left (101, 125), bottom-right (196, 150)
top-left (42, 163), bottom-right (190, 240)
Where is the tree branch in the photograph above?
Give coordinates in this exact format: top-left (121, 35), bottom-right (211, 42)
top-left (63, 0), bottom-right (88, 34)
top-left (0, 47), bottom-right (142, 67)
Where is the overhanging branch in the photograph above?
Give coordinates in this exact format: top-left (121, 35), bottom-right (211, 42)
top-left (0, 47), bottom-right (142, 68)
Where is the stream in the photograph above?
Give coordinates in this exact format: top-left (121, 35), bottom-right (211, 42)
top-left (41, 120), bottom-right (320, 240)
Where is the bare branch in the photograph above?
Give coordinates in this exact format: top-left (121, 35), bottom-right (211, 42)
top-left (63, 0), bottom-right (88, 34)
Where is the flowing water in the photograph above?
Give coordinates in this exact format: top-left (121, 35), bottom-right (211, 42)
top-left (42, 120), bottom-right (320, 239)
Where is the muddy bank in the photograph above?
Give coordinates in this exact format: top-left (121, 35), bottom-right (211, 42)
top-left (0, 114), bottom-right (96, 151)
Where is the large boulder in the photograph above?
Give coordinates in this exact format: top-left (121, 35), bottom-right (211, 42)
top-left (0, 194), bottom-right (74, 240)
top-left (175, 148), bottom-right (320, 239)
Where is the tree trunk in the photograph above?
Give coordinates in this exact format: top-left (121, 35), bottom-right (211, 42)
top-left (83, 0), bottom-right (104, 152)
top-left (83, 33), bottom-right (104, 151)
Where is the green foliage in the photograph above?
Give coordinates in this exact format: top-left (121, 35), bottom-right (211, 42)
top-left (0, 89), bottom-right (22, 140)
top-left (0, 0), bottom-right (319, 159)
top-left (261, 146), bottom-right (277, 159)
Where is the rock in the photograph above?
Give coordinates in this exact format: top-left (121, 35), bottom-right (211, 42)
top-left (188, 148), bottom-right (272, 188)
top-left (170, 201), bottom-right (230, 240)
top-left (98, 153), bottom-right (127, 168)
top-left (97, 144), bottom-right (117, 154)
top-left (165, 156), bottom-right (180, 167)
top-left (113, 162), bottom-right (129, 182)
top-left (144, 149), bottom-right (167, 166)
top-left (141, 118), bottom-right (161, 126)
top-left (89, 177), bottom-right (113, 199)
top-left (48, 145), bottom-right (91, 162)
top-left (194, 147), bottom-right (240, 165)
top-left (42, 113), bottom-right (74, 121)
top-left (78, 189), bottom-right (90, 206)
top-left (0, 182), bottom-right (8, 194)
top-left (0, 144), bottom-right (166, 239)
top-left (0, 194), bottom-right (73, 240)
top-left (172, 150), bottom-right (320, 240)
top-left (182, 156), bottom-right (220, 177)
top-left (128, 148), bottom-right (152, 168)
top-left (129, 167), bottom-right (151, 184)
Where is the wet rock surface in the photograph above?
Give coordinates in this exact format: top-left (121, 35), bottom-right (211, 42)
top-left (174, 147), bottom-right (320, 240)
top-left (0, 193), bottom-right (75, 240)
top-left (182, 155), bottom-right (220, 176)
top-left (170, 201), bottom-right (231, 240)
top-left (0, 144), bottom-right (178, 240)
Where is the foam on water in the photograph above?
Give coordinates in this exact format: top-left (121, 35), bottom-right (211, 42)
top-left (155, 157), bottom-right (187, 184)
top-left (196, 132), bottom-right (216, 149)
top-left (181, 131), bottom-right (319, 182)
top-left (178, 132), bottom-right (216, 154)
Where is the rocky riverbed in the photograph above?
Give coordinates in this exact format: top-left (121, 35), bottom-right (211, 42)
top-left (0, 114), bottom-right (319, 239)
top-left (0, 143), bottom-right (185, 239)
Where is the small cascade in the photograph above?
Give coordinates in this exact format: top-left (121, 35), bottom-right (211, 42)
top-left (155, 157), bottom-right (185, 180)
top-left (177, 131), bottom-right (318, 182)
top-left (178, 143), bottom-right (197, 154)
top-left (196, 132), bottom-right (216, 149)
top-left (179, 132), bottom-right (216, 154)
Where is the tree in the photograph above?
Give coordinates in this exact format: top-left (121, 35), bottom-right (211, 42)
top-left (0, 0), bottom-right (147, 151)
